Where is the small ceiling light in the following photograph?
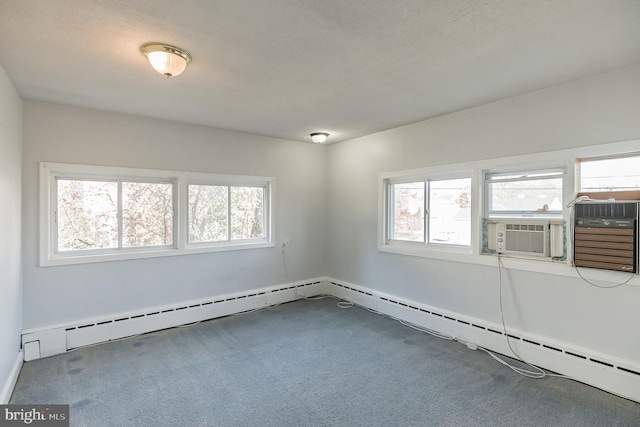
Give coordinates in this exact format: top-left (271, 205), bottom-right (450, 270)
top-left (141, 43), bottom-right (192, 78)
top-left (310, 132), bottom-right (329, 144)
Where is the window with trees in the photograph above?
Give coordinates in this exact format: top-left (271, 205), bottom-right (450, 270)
top-left (56, 179), bottom-right (174, 252)
top-left (41, 163), bottom-right (273, 266)
top-left (188, 184), bottom-right (265, 244)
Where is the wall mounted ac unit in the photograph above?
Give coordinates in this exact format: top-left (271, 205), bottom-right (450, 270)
top-left (487, 220), bottom-right (564, 258)
top-left (573, 201), bottom-right (638, 272)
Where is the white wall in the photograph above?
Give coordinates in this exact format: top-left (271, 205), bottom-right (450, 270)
top-left (326, 65), bottom-right (640, 364)
top-left (0, 64), bottom-right (23, 399)
top-left (22, 102), bottom-right (326, 329)
top-left (17, 62), bottom-right (640, 372)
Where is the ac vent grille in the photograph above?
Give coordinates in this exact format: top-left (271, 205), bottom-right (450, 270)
top-left (575, 202), bottom-right (638, 219)
top-left (504, 224), bottom-right (545, 254)
top-left (506, 224), bottom-right (545, 232)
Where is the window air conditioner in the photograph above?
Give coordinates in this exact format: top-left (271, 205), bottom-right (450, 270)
top-left (487, 220), bottom-right (564, 258)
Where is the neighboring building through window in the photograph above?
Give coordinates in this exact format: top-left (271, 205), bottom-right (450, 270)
top-left (485, 169), bottom-right (564, 218)
top-left (387, 176), bottom-right (471, 247)
top-left (379, 140), bottom-right (640, 265)
top-left (579, 154), bottom-right (640, 193)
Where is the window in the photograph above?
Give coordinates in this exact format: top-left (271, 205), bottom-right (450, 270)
top-left (386, 176), bottom-right (471, 248)
top-left (188, 184), bottom-right (265, 244)
top-left (57, 179), bottom-right (119, 251)
top-left (56, 179), bottom-right (174, 252)
top-left (41, 163), bottom-right (274, 266)
top-left (390, 181), bottom-right (425, 242)
top-left (429, 178), bottom-right (471, 245)
top-left (579, 154), bottom-right (640, 192)
top-left (379, 139), bottom-right (640, 272)
top-left (485, 169), bottom-right (564, 218)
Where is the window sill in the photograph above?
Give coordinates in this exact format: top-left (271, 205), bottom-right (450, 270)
top-left (378, 244), bottom-right (639, 287)
top-left (379, 242), bottom-right (473, 263)
top-left (41, 241), bottom-right (275, 267)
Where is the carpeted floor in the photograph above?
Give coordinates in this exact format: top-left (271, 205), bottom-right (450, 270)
top-left (10, 298), bottom-right (640, 426)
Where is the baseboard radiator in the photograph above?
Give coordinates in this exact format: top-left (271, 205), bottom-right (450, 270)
top-left (326, 279), bottom-right (640, 404)
top-left (21, 279), bottom-right (326, 362)
top-left (20, 276), bottom-right (640, 403)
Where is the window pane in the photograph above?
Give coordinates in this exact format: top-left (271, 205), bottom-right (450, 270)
top-left (122, 182), bottom-right (174, 247)
top-left (391, 182), bottom-right (425, 242)
top-left (188, 185), bottom-right (229, 243)
top-left (429, 178), bottom-right (471, 245)
top-left (230, 187), bottom-right (264, 240)
top-left (581, 156), bottom-right (640, 191)
top-left (489, 178), bottom-right (563, 214)
top-left (57, 179), bottom-right (118, 251)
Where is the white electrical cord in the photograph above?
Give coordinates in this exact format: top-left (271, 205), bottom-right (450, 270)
top-left (566, 195), bottom-right (593, 208)
top-left (495, 255), bottom-right (558, 379)
top-left (281, 243), bottom-right (353, 308)
top-left (397, 319), bottom-right (456, 341)
top-left (567, 197), bottom-right (635, 289)
top-left (365, 306), bottom-right (456, 341)
top-left (573, 266), bottom-right (634, 288)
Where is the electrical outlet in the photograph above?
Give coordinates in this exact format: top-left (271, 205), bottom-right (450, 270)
top-left (282, 238), bottom-right (290, 247)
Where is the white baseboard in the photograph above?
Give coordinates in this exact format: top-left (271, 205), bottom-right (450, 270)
top-left (22, 278), bottom-right (327, 360)
top-left (0, 350), bottom-right (24, 404)
top-left (326, 277), bottom-right (640, 404)
top-left (19, 275), bottom-right (640, 403)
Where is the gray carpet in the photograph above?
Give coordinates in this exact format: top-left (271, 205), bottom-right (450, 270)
top-left (10, 298), bottom-right (640, 426)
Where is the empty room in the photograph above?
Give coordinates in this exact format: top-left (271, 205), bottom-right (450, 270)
top-left (2, 1), bottom-right (640, 426)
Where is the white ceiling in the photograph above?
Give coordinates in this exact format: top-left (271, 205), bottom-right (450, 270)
top-left (1, 0), bottom-right (639, 144)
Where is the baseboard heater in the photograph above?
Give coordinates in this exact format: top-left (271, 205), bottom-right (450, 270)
top-left (20, 277), bottom-right (640, 403)
top-left (326, 279), bottom-right (640, 404)
top-left (21, 279), bottom-right (326, 362)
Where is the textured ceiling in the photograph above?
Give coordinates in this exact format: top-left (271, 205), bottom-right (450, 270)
top-left (1, 0), bottom-right (639, 143)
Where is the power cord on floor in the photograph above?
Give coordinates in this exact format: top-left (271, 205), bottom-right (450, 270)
top-left (364, 306), bottom-right (456, 341)
top-left (495, 254), bottom-right (568, 379)
top-left (281, 242), bottom-right (353, 309)
top-left (397, 319), bottom-right (456, 341)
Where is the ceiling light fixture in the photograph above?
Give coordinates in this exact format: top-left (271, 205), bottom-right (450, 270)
top-left (310, 132), bottom-right (329, 144)
top-left (141, 43), bottom-right (192, 78)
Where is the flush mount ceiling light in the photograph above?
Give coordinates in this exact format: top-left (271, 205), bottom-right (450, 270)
top-left (141, 43), bottom-right (192, 78)
top-left (310, 132), bottom-right (329, 144)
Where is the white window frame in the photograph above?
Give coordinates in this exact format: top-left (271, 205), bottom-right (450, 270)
top-left (40, 163), bottom-right (274, 266)
top-left (379, 167), bottom-right (475, 257)
top-left (53, 176), bottom-right (177, 254)
top-left (377, 139), bottom-right (640, 286)
top-left (484, 167), bottom-right (566, 219)
top-left (577, 152), bottom-right (640, 193)
top-left (185, 174), bottom-right (271, 249)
